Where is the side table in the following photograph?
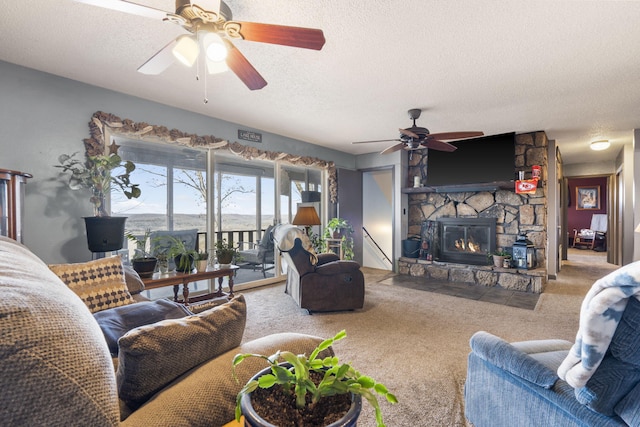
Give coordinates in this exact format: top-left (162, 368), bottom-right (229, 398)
top-left (141, 265), bottom-right (240, 305)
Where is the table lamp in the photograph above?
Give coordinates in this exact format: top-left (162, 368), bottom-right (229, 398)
top-left (292, 206), bottom-right (321, 236)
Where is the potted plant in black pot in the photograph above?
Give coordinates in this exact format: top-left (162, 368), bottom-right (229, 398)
top-left (233, 330), bottom-right (397, 427)
top-left (56, 151), bottom-right (141, 253)
top-left (125, 229), bottom-right (157, 278)
top-left (166, 236), bottom-right (198, 273)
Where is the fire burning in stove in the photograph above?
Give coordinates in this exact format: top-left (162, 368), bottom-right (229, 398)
top-left (454, 238), bottom-right (481, 253)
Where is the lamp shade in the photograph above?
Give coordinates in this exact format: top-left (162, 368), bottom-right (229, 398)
top-left (292, 206), bottom-right (321, 226)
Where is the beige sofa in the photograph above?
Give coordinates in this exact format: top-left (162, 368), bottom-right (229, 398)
top-left (0, 236), bottom-right (326, 426)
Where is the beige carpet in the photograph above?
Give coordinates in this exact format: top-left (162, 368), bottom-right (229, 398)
top-left (239, 249), bottom-right (618, 427)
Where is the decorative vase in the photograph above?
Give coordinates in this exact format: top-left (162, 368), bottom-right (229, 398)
top-left (83, 216), bottom-right (127, 253)
top-left (196, 259), bottom-right (208, 272)
top-left (132, 257), bottom-right (157, 278)
top-left (240, 364), bottom-right (362, 427)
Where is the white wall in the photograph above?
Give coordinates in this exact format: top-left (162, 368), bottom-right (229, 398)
top-left (356, 150), bottom-right (404, 272)
top-left (362, 169), bottom-right (393, 270)
top-left (0, 60), bottom-right (357, 263)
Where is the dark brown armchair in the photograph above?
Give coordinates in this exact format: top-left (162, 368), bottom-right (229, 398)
top-left (272, 224), bottom-right (364, 313)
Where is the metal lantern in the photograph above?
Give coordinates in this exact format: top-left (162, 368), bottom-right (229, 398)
top-left (512, 233), bottom-right (536, 269)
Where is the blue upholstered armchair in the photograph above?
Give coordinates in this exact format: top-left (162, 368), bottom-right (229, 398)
top-left (465, 261), bottom-right (640, 426)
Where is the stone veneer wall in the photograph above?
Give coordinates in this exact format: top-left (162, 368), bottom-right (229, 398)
top-left (398, 131), bottom-right (549, 293)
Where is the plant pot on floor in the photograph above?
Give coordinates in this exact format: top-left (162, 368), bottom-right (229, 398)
top-left (84, 216), bottom-right (127, 253)
top-left (240, 364), bottom-right (362, 427)
top-left (132, 257), bottom-right (157, 278)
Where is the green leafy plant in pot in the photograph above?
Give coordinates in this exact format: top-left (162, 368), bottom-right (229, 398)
top-left (233, 330), bottom-right (397, 427)
top-left (322, 218), bottom-right (355, 260)
top-left (125, 229), bottom-right (157, 278)
top-left (488, 249), bottom-right (511, 268)
top-left (56, 151), bottom-right (141, 252)
top-left (165, 235), bottom-right (198, 273)
top-left (215, 238), bottom-right (237, 266)
top-left (196, 250), bottom-right (209, 272)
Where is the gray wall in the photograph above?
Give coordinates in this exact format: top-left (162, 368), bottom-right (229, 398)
top-left (0, 60), bottom-right (356, 263)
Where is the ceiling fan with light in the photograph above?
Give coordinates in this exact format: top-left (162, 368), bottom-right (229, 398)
top-left (74, 0), bottom-right (325, 90)
top-left (352, 108), bottom-right (484, 155)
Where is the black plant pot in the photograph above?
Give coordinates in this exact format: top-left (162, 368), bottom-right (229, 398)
top-left (84, 216), bottom-right (127, 253)
top-left (240, 364), bottom-right (362, 427)
top-left (174, 254), bottom-right (194, 273)
top-left (132, 257), bottom-right (157, 278)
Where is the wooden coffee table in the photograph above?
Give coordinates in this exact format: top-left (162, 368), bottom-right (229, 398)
top-left (141, 265), bottom-right (240, 305)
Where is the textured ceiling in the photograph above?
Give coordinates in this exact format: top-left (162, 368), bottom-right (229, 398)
top-left (2, 0), bottom-right (639, 165)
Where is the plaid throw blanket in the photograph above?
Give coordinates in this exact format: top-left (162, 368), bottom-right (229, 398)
top-left (558, 261), bottom-right (640, 388)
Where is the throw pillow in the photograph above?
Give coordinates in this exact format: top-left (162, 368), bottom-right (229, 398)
top-left (49, 256), bottom-right (135, 313)
top-left (93, 299), bottom-right (192, 356)
top-left (123, 265), bottom-right (145, 295)
top-left (116, 294), bottom-right (247, 409)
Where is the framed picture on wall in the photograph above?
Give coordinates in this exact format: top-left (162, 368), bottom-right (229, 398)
top-left (576, 186), bottom-right (600, 210)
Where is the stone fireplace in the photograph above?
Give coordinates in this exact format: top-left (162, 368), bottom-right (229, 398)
top-left (398, 131), bottom-right (549, 294)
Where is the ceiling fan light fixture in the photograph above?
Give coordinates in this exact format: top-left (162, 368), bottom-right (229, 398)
top-left (203, 32), bottom-right (228, 62)
top-left (590, 140), bottom-right (610, 151)
top-left (172, 35), bottom-right (199, 66)
top-left (206, 57), bottom-right (229, 74)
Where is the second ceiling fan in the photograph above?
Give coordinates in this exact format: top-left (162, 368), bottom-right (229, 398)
top-left (352, 108), bottom-right (484, 154)
top-left (75, 0), bottom-right (325, 90)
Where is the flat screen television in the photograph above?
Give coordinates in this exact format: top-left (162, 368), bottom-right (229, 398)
top-left (425, 132), bottom-right (516, 188)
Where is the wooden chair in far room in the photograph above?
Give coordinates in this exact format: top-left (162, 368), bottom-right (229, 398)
top-left (573, 214), bottom-right (607, 251)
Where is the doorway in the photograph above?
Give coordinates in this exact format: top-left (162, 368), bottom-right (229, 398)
top-left (362, 168), bottom-right (394, 270)
top-left (565, 175), bottom-right (611, 263)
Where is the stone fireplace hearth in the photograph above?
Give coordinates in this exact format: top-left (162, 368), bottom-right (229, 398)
top-left (398, 131), bottom-right (549, 294)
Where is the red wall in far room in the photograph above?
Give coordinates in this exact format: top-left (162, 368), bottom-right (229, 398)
top-left (567, 176), bottom-right (608, 232)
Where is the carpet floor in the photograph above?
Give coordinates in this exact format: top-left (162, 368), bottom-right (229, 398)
top-left (239, 249), bottom-right (618, 427)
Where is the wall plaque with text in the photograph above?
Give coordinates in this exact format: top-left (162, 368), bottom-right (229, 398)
top-left (238, 129), bottom-right (262, 143)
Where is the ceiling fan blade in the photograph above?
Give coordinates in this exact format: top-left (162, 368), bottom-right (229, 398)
top-left (74, 0), bottom-right (169, 20)
top-left (231, 22), bottom-right (326, 50)
top-left (399, 128), bottom-right (420, 139)
top-left (427, 131), bottom-right (484, 140)
top-left (381, 143), bottom-right (406, 155)
top-left (224, 39), bottom-right (267, 90)
top-left (352, 139), bottom-right (402, 144)
top-left (423, 139), bottom-right (457, 152)
top-left (137, 39), bottom-right (177, 75)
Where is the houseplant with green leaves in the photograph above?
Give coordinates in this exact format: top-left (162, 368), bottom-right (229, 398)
top-left (166, 235), bottom-right (199, 273)
top-left (488, 249), bottom-right (511, 268)
top-left (233, 329), bottom-right (397, 427)
top-left (56, 151), bottom-right (141, 217)
top-left (322, 218), bottom-right (355, 260)
top-left (125, 229), bottom-right (157, 278)
top-left (215, 238), bottom-right (237, 266)
top-left (56, 150), bottom-right (141, 253)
